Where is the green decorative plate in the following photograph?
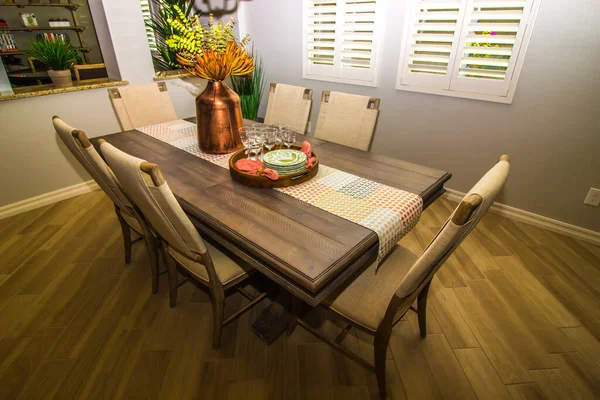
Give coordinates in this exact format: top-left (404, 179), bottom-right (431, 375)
top-left (263, 149), bottom-right (307, 168)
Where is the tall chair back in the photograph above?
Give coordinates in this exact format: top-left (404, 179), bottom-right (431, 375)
top-left (314, 91), bottom-right (380, 151)
top-left (264, 82), bottom-right (312, 133)
top-left (108, 82), bottom-right (177, 131)
top-left (100, 142), bottom-right (208, 261)
top-left (395, 156), bottom-right (510, 300)
top-left (52, 116), bottom-right (132, 211)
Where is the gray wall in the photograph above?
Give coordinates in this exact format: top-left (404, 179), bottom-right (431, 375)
top-left (241, 0), bottom-right (600, 231)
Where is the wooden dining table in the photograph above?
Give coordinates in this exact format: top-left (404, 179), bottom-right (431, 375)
top-left (92, 119), bottom-right (451, 314)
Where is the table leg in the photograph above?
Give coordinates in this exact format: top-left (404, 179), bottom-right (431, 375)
top-left (251, 290), bottom-right (307, 344)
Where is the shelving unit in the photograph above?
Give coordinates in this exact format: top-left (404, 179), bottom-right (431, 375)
top-left (1, 46), bottom-right (89, 55)
top-left (0, 3), bottom-right (80, 11)
top-left (1, 26), bottom-right (85, 31)
top-left (0, 1), bottom-right (89, 62)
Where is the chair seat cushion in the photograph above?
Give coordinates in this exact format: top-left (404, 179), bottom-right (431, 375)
top-left (323, 245), bottom-right (418, 332)
top-left (169, 242), bottom-right (252, 288)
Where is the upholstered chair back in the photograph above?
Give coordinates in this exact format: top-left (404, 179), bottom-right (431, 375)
top-left (314, 91), bottom-right (380, 151)
top-left (100, 142), bottom-right (207, 260)
top-left (53, 116), bottom-right (132, 211)
top-left (264, 83), bottom-right (312, 134)
top-left (395, 156), bottom-right (510, 299)
top-left (108, 82), bottom-right (178, 131)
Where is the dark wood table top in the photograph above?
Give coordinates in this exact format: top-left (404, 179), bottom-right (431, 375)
top-left (93, 121), bottom-right (451, 306)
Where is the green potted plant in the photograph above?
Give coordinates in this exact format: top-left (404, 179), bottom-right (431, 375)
top-left (231, 50), bottom-right (266, 121)
top-left (26, 38), bottom-right (80, 88)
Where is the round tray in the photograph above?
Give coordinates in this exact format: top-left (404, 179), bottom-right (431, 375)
top-left (229, 145), bottom-right (319, 188)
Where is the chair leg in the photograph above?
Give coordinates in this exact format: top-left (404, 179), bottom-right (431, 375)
top-left (114, 206), bottom-right (132, 264)
top-left (160, 244), bottom-right (178, 308)
top-left (144, 234), bottom-right (159, 294)
top-left (417, 281), bottom-right (432, 338)
top-left (210, 286), bottom-right (225, 350)
top-left (374, 327), bottom-right (392, 399)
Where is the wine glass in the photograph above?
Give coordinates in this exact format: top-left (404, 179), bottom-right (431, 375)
top-left (274, 122), bottom-right (286, 148)
top-left (262, 127), bottom-right (277, 154)
top-left (238, 127), bottom-right (249, 155)
top-left (283, 131), bottom-right (296, 149)
top-left (248, 133), bottom-right (263, 161)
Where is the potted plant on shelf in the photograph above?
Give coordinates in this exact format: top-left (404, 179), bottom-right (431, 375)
top-left (26, 37), bottom-right (79, 88)
top-left (166, 8), bottom-right (254, 154)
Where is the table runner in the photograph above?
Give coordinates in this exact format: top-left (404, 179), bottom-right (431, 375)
top-left (137, 120), bottom-right (422, 266)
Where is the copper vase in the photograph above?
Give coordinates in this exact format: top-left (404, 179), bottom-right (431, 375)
top-left (195, 80), bottom-right (244, 154)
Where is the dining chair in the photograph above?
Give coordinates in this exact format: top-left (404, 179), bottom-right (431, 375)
top-left (314, 91), bottom-right (380, 151)
top-left (52, 116), bottom-right (160, 293)
top-left (73, 63), bottom-right (108, 82)
top-left (264, 82), bottom-right (312, 134)
top-left (108, 82), bottom-right (178, 131)
top-left (100, 141), bottom-right (269, 349)
top-left (293, 155), bottom-right (511, 398)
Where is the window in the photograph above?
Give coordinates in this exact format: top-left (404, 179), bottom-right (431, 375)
top-left (396, 0), bottom-right (541, 103)
top-left (303, 0), bottom-right (387, 87)
top-left (140, 0), bottom-right (157, 52)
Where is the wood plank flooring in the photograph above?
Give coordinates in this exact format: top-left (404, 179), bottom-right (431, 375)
top-left (0, 190), bottom-right (599, 400)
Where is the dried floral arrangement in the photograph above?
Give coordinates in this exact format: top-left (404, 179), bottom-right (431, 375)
top-left (165, 6), bottom-right (254, 81)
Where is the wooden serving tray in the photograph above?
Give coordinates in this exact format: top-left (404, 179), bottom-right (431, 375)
top-left (229, 145), bottom-right (319, 188)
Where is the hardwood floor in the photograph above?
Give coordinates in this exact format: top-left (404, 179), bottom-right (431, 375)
top-left (0, 190), bottom-right (599, 399)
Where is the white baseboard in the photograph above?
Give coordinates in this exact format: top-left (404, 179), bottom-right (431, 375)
top-left (443, 188), bottom-right (600, 246)
top-left (0, 180), bottom-right (100, 221)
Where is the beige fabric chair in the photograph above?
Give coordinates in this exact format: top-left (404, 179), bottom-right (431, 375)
top-left (52, 116), bottom-right (160, 293)
top-left (108, 82), bottom-right (178, 131)
top-left (314, 91), bottom-right (380, 151)
top-left (295, 155), bottom-right (511, 399)
top-left (264, 82), bottom-right (312, 134)
top-left (100, 141), bottom-right (268, 349)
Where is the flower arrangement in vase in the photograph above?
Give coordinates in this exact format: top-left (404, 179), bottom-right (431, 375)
top-left (166, 8), bottom-right (254, 154)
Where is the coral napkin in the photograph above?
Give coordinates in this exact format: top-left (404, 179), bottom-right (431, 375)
top-left (234, 159), bottom-right (279, 181)
top-left (301, 141), bottom-right (317, 168)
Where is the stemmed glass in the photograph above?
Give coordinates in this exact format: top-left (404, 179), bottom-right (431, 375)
top-left (274, 122), bottom-right (286, 148)
top-left (283, 131), bottom-right (296, 149)
top-left (247, 131), bottom-right (263, 161)
top-left (238, 127), bottom-right (249, 155)
top-left (262, 127), bottom-right (277, 154)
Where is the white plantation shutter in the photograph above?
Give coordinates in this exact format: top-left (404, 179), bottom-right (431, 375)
top-left (397, 0), bottom-right (540, 102)
top-left (140, 0), bottom-right (157, 52)
top-left (304, 0), bottom-right (386, 86)
top-left (449, 0), bottom-right (533, 96)
top-left (399, 0), bottom-right (467, 89)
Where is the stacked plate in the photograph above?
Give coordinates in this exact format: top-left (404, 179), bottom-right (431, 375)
top-left (263, 149), bottom-right (307, 175)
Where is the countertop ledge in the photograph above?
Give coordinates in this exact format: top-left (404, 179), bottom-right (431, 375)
top-left (0, 79), bottom-right (129, 102)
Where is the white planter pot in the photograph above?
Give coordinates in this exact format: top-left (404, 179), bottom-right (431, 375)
top-left (47, 69), bottom-right (73, 88)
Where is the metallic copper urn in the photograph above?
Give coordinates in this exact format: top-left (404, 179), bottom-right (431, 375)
top-left (195, 80), bottom-right (244, 154)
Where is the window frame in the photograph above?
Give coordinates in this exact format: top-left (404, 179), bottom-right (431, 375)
top-left (395, 0), bottom-right (543, 104)
top-left (302, 0), bottom-right (388, 88)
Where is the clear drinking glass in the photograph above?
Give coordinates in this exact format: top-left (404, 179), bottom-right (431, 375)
top-left (238, 127), bottom-right (249, 155)
top-left (274, 122), bottom-right (286, 147)
top-left (283, 131), bottom-right (296, 149)
top-left (262, 127), bottom-right (277, 154)
top-left (248, 133), bottom-right (263, 161)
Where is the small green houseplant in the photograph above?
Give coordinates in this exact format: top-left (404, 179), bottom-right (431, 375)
top-left (230, 50), bottom-right (265, 121)
top-left (26, 38), bottom-right (80, 88)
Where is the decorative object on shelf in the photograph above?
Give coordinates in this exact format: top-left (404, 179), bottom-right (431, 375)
top-left (167, 9), bottom-right (254, 154)
top-left (36, 32), bottom-right (69, 42)
top-left (231, 49), bottom-right (265, 121)
top-left (0, 19), bottom-right (18, 53)
top-left (26, 37), bottom-right (79, 87)
top-left (20, 12), bottom-right (38, 27)
top-left (48, 18), bottom-right (70, 27)
top-left (145, 0), bottom-right (196, 71)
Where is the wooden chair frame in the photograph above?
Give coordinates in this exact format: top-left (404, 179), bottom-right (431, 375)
top-left (321, 90), bottom-right (381, 110)
top-left (269, 82), bottom-right (313, 100)
top-left (293, 188), bottom-right (495, 398)
top-left (139, 162), bottom-right (270, 350)
top-left (73, 63), bottom-right (106, 82)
